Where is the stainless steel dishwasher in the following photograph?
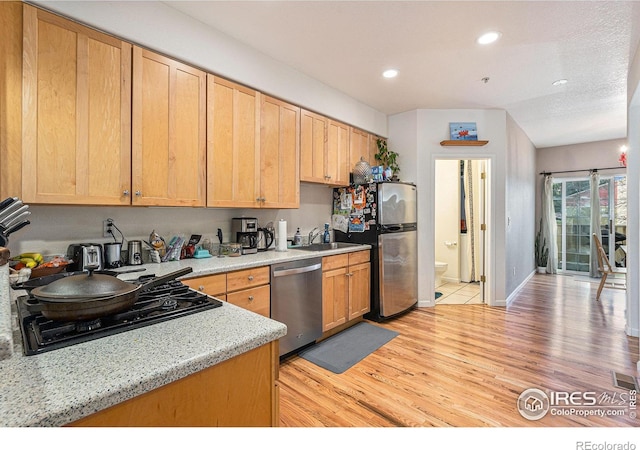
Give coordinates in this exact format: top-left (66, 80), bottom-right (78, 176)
top-left (271, 257), bottom-right (322, 357)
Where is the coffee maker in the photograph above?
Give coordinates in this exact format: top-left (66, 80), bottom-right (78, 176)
top-left (231, 217), bottom-right (258, 255)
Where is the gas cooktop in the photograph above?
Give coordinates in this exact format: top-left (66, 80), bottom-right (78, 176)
top-left (16, 275), bottom-right (223, 355)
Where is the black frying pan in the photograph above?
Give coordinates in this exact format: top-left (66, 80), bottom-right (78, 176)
top-left (27, 267), bottom-right (193, 321)
top-left (12, 267), bottom-right (147, 292)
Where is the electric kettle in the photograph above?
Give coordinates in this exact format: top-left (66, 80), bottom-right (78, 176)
top-left (257, 227), bottom-right (274, 251)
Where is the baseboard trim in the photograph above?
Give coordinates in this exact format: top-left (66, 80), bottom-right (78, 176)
top-left (505, 270), bottom-right (536, 306)
top-left (625, 325), bottom-right (639, 338)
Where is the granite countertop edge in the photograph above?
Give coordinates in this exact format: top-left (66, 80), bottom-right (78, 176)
top-left (0, 244), bottom-right (369, 427)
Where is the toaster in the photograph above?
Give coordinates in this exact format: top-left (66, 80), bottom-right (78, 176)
top-left (66, 243), bottom-right (104, 271)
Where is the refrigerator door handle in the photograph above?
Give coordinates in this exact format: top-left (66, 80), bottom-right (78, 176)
top-left (380, 225), bottom-right (403, 233)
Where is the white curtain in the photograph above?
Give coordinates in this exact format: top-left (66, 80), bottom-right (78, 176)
top-left (589, 171), bottom-right (601, 277)
top-left (541, 175), bottom-right (558, 273)
top-left (463, 160), bottom-right (483, 282)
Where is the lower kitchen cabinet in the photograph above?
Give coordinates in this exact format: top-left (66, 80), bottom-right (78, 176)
top-left (347, 254), bottom-right (371, 320)
top-left (321, 250), bottom-right (371, 332)
top-left (227, 284), bottom-right (270, 317)
top-left (227, 266), bottom-right (271, 317)
top-left (322, 264), bottom-right (349, 331)
top-left (182, 266), bottom-right (270, 317)
top-left (68, 341), bottom-right (280, 427)
top-left (182, 273), bottom-right (226, 300)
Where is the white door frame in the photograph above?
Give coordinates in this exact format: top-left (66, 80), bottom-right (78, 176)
top-left (423, 152), bottom-right (495, 307)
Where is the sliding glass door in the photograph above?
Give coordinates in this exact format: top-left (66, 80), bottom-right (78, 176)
top-left (553, 175), bottom-right (627, 273)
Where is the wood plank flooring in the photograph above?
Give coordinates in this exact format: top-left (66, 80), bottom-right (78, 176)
top-left (278, 274), bottom-right (639, 427)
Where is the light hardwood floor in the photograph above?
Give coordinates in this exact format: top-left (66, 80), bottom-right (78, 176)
top-left (278, 273), bottom-right (639, 427)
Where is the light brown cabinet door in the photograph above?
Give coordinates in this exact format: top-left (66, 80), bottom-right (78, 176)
top-left (132, 46), bottom-right (206, 207)
top-left (21, 5), bottom-right (132, 205)
top-left (349, 127), bottom-right (369, 175)
top-left (182, 273), bottom-right (227, 297)
top-left (70, 343), bottom-right (278, 427)
top-left (227, 284), bottom-right (271, 318)
top-left (207, 75), bottom-right (261, 207)
top-left (327, 119), bottom-right (350, 186)
top-left (1, 2), bottom-right (24, 200)
top-left (322, 266), bottom-right (349, 332)
top-left (348, 261), bottom-right (371, 320)
top-left (369, 135), bottom-right (385, 169)
top-left (260, 96), bottom-right (300, 208)
top-left (300, 109), bottom-right (327, 183)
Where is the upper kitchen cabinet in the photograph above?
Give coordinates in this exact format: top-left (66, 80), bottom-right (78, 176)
top-left (300, 109), bottom-right (327, 184)
top-left (260, 96), bottom-right (300, 208)
top-left (326, 119), bottom-right (350, 186)
top-left (207, 75), bottom-right (261, 208)
top-left (132, 46), bottom-right (206, 207)
top-left (0, 2), bottom-right (23, 200)
top-left (299, 111), bottom-right (349, 187)
top-left (20, 5), bottom-right (132, 205)
top-left (349, 127), bottom-right (372, 173)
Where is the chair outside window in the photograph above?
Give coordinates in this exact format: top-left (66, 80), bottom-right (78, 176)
top-left (592, 233), bottom-right (626, 300)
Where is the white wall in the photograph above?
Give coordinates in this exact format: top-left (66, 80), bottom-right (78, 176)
top-left (34, 0), bottom-right (387, 137)
top-left (505, 115), bottom-right (538, 295)
top-left (434, 160), bottom-right (460, 283)
top-left (626, 40), bottom-right (640, 343)
top-left (536, 138), bottom-right (627, 200)
top-left (390, 108), bottom-right (510, 307)
top-left (10, 183), bottom-right (334, 257)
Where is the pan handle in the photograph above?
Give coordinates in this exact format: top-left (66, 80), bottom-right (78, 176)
top-left (139, 267), bottom-right (193, 293)
top-left (25, 300), bottom-right (45, 314)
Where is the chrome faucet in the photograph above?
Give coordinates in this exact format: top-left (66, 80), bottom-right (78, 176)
top-left (308, 227), bottom-right (320, 245)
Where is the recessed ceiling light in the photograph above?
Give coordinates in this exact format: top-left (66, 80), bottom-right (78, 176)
top-left (382, 69), bottom-right (398, 79)
top-left (477, 31), bottom-right (501, 45)
top-left (552, 79), bottom-right (568, 86)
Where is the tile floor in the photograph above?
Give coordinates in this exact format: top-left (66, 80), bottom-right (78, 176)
top-left (435, 281), bottom-right (483, 304)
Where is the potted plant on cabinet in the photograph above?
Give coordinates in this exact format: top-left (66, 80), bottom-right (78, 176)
top-left (535, 218), bottom-right (549, 273)
top-left (374, 138), bottom-right (400, 181)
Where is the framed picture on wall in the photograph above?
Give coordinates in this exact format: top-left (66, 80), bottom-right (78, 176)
top-left (449, 122), bottom-right (478, 141)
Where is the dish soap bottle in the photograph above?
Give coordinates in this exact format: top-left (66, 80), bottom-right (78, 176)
top-left (293, 228), bottom-right (302, 246)
top-left (323, 223), bottom-right (331, 243)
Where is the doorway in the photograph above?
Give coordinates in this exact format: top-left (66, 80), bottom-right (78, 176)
top-left (434, 158), bottom-right (489, 304)
top-left (553, 174), bottom-right (627, 273)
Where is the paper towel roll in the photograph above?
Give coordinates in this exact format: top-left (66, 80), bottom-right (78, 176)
top-left (276, 219), bottom-right (287, 252)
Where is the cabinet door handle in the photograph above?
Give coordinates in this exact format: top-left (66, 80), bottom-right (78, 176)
top-left (135, 190), bottom-right (142, 196)
top-left (123, 190), bottom-right (130, 196)
top-left (248, 295), bottom-right (254, 301)
top-left (247, 275), bottom-right (254, 281)
top-left (346, 272), bottom-right (353, 277)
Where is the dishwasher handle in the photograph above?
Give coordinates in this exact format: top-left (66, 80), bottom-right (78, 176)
top-left (272, 263), bottom-right (322, 278)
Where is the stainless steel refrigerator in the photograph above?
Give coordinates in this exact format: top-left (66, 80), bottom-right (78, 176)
top-left (332, 182), bottom-right (417, 321)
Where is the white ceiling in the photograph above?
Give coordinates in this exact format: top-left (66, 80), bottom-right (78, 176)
top-left (164, 0), bottom-right (640, 149)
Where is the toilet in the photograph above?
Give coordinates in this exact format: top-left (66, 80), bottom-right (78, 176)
top-left (435, 261), bottom-right (448, 287)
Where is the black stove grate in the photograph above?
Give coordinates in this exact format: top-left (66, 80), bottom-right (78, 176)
top-left (17, 277), bottom-right (223, 355)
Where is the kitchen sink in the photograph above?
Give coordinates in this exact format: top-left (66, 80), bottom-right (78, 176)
top-left (295, 242), bottom-right (363, 251)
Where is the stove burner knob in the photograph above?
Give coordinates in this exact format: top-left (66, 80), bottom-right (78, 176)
top-left (76, 319), bottom-right (102, 332)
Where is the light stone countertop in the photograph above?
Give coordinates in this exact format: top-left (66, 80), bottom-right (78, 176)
top-left (0, 244), bottom-right (370, 427)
